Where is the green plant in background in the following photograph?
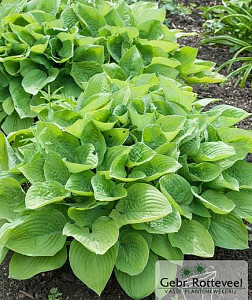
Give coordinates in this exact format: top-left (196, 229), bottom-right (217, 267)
top-left (202, 0), bottom-right (252, 87)
top-left (0, 0), bottom-right (224, 136)
top-left (127, 0), bottom-right (195, 17)
top-left (0, 0), bottom-right (223, 135)
top-left (159, 0), bottom-right (196, 17)
top-left (0, 1), bottom-right (251, 300)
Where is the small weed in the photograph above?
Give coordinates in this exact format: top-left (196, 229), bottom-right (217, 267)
top-left (48, 288), bottom-right (63, 300)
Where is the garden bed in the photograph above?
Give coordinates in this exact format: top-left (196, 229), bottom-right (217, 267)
top-left (0, 1), bottom-right (251, 299)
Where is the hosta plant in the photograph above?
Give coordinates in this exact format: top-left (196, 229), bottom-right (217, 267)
top-left (0, 72), bottom-right (252, 299)
top-left (0, 0), bottom-right (224, 134)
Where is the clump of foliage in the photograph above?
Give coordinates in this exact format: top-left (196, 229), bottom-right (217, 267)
top-left (0, 0), bottom-right (223, 135)
top-left (0, 0), bottom-right (251, 300)
top-left (1, 73), bottom-right (252, 299)
top-left (202, 0), bottom-right (252, 87)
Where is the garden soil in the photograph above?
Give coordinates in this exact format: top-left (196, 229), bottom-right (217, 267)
top-left (0, 1), bottom-right (251, 299)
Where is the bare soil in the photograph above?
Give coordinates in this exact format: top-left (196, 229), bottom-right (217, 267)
top-left (1, 1), bottom-right (251, 299)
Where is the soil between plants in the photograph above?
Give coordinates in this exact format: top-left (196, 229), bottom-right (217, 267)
top-left (0, 1), bottom-right (251, 299)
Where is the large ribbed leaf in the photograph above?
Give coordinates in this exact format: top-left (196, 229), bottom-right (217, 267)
top-left (151, 235), bottom-right (183, 261)
top-left (110, 183), bottom-right (172, 227)
top-left (192, 188), bottom-right (235, 214)
top-left (188, 162), bottom-right (222, 182)
top-left (0, 178), bottom-right (25, 221)
top-left (19, 159), bottom-right (45, 184)
top-left (80, 121), bottom-right (106, 166)
top-left (44, 151), bottom-right (71, 185)
top-left (169, 219), bottom-right (214, 257)
top-left (64, 216), bottom-right (119, 255)
top-left (6, 209), bottom-right (67, 256)
top-left (25, 181), bottom-right (70, 209)
top-left (66, 171), bottom-right (94, 196)
top-left (227, 190), bottom-right (252, 221)
top-left (9, 246), bottom-right (67, 279)
top-left (159, 174), bottom-right (193, 205)
top-left (91, 175), bottom-right (127, 201)
top-left (115, 229), bottom-right (149, 276)
top-left (115, 251), bottom-right (158, 299)
top-left (195, 142), bottom-right (236, 162)
top-left (209, 213), bottom-right (248, 250)
top-left (70, 240), bottom-right (118, 295)
top-left (225, 160), bottom-right (252, 188)
top-left (36, 122), bottom-right (79, 162)
top-left (127, 142), bottom-right (155, 167)
top-left (133, 206), bottom-right (181, 234)
top-left (131, 155), bottom-right (181, 181)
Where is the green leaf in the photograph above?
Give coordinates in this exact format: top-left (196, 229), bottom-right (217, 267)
top-left (9, 246), bottom-right (67, 280)
top-left (207, 172), bottom-right (239, 191)
top-left (103, 128), bottom-right (129, 147)
top-left (169, 219), bottom-right (214, 257)
top-left (151, 235), bottom-right (183, 261)
top-left (91, 175), bottom-right (127, 201)
top-left (19, 158), bottom-right (45, 184)
top-left (132, 155), bottom-right (181, 181)
top-left (71, 61), bottom-right (103, 87)
top-left (110, 183), bottom-right (172, 227)
top-left (217, 127), bottom-right (252, 152)
top-left (2, 112), bottom-right (33, 135)
top-left (70, 240), bottom-right (118, 295)
top-left (22, 68), bottom-right (59, 95)
top-left (115, 229), bottom-right (149, 276)
top-left (64, 216), bottom-right (119, 255)
top-left (188, 162), bottom-right (222, 182)
top-left (2, 97), bottom-right (14, 115)
top-left (133, 206), bottom-right (181, 234)
top-left (227, 190), bottom-right (252, 221)
top-left (0, 245), bottom-right (8, 264)
top-left (159, 174), bottom-right (193, 205)
top-left (225, 160), bottom-right (252, 188)
top-left (83, 72), bottom-right (111, 101)
top-left (127, 142), bottom-right (155, 167)
top-left (0, 178), bottom-right (25, 222)
top-left (68, 202), bottom-right (114, 228)
top-left (159, 76), bottom-right (196, 111)
top-left (174, 46), bottom-right (198, 76)
top-left (25, 181), bottom-right (70, 209)
top-left (80, 121), bottom-right (106, 166)
top-left (66, 171), bottom-right (94, 196)
top-left (44, 152), bottom-right (71, 185)
top-left (76, 3), bottom-right (106, 37)
top-left (194, 142), bottom-right (236, 162)
top-left (6, 209), bottom-right (67, 256)
top-left (192, 188), bottom-right (235, 215)
top-left (27, 0), bottom-right (60, 15)
top-left (119, 46), bottom-right (144, 78)
top-left (36, 122), bottom-right (80, 162)
top-left (115, 251), bottom-right (158, 299)
top-left (9, 79), bottom-right (34, 118)
top-left (208, 105), bottom-right (251, 128)
top-left (209, 213), bottom-right (248, 250)
top-left (64, 144), bottom-right (98, 173)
